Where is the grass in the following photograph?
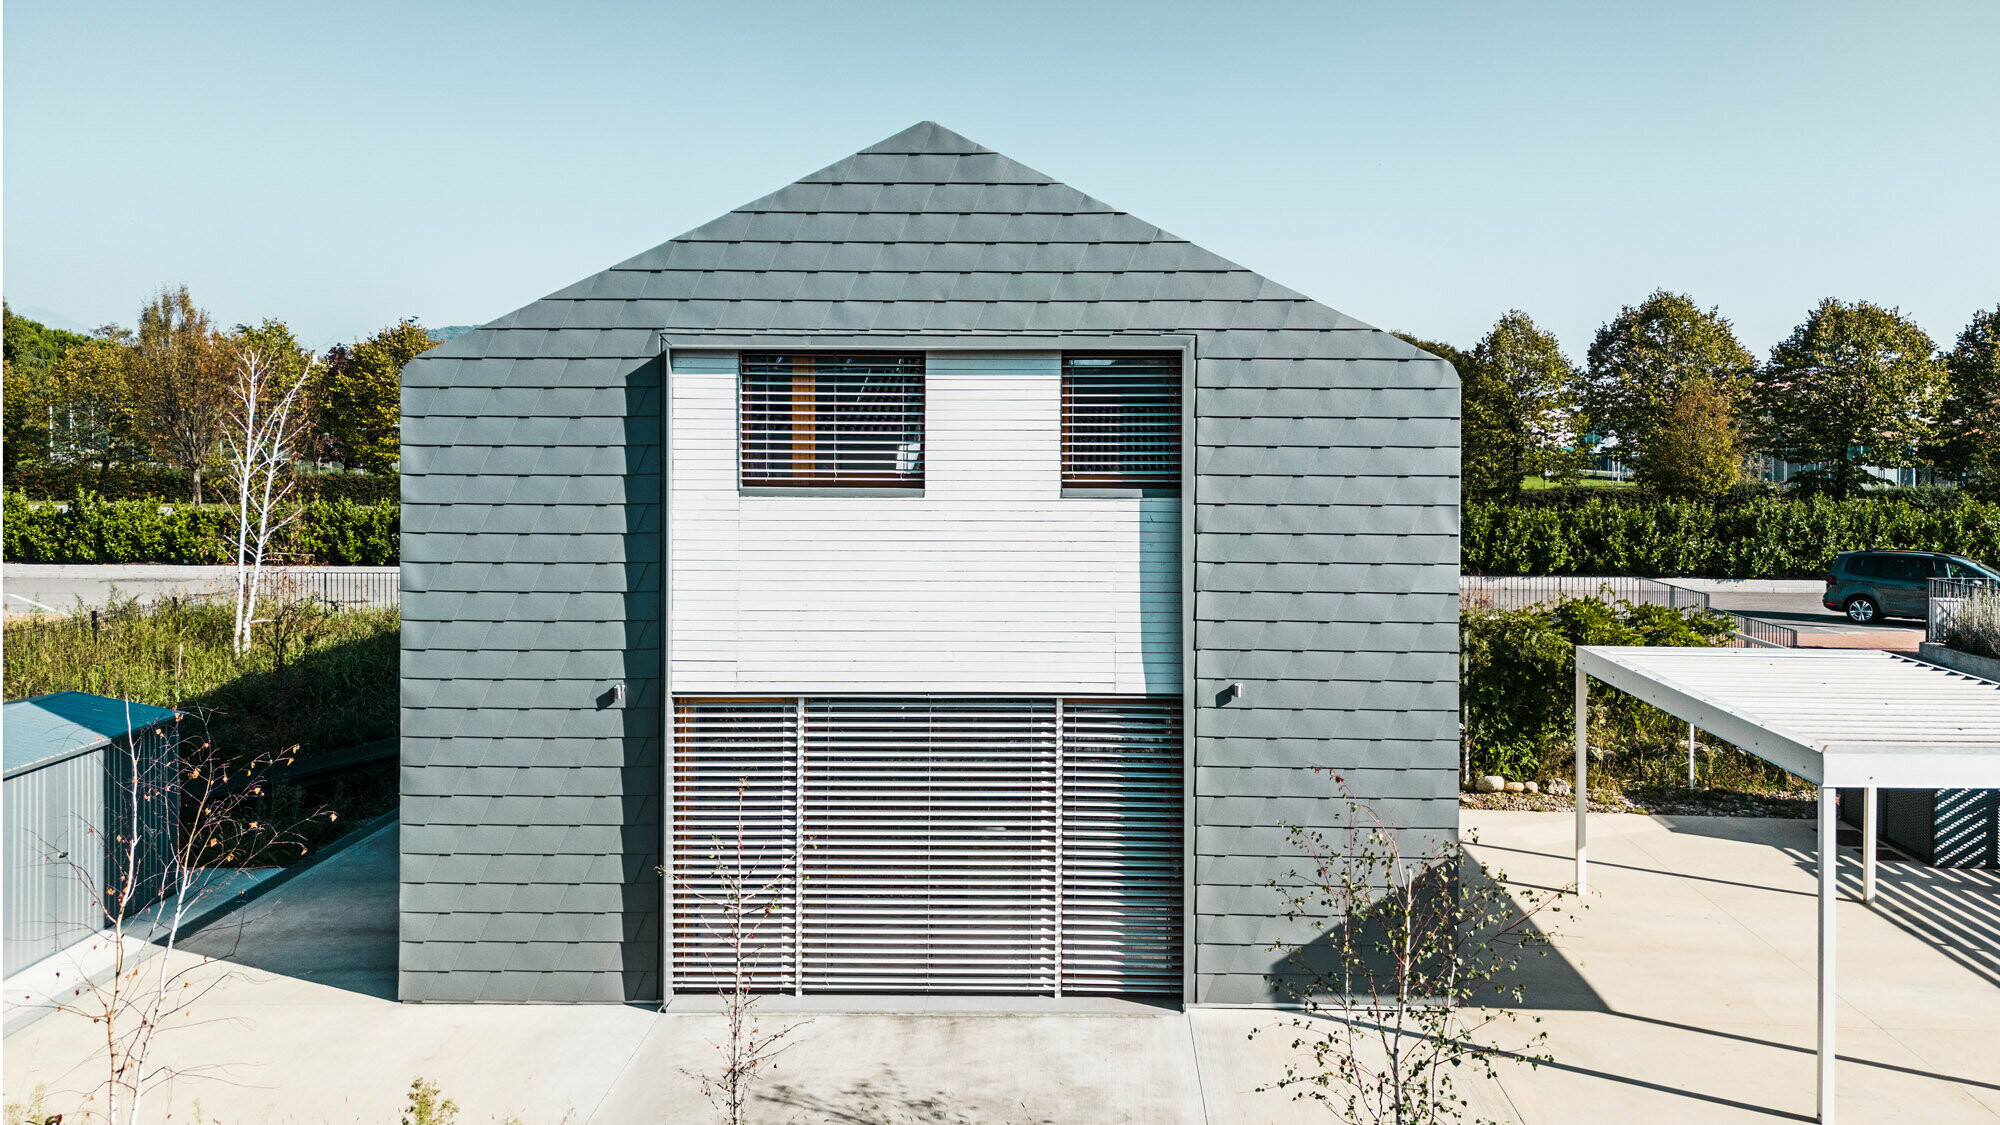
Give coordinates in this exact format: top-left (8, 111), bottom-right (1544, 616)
top-left (4, 594), bottom-right (398, 762)
top-left (1939, 584), bottom-right (2000, 660)
top-left (4, 593), bottom-right (402, 867)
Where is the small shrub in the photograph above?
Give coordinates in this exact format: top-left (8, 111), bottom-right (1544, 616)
top-left (402, 1078), bottom-right (459, 1125)
top-left (1461, 597), bottom-right (1731, 780)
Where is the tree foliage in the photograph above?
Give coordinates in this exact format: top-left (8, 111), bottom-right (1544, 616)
top-left (1466, 311), bottom-right (1588, 501)
top-left (316, 319), bottom-right (437, 473)
top-left (1750, 298), bottom-right (1947, 499)
top-left (1938, 305), bottom-right (2000, 497)
top-left (48, 338), bottom-right (147, 473)
top-left (124, 286), bottom-right (232, 502)
top-left (1633, 377), bottom-right (1744, 499)
top-left (1585, 290), bottom-right (1753, 475)
top-left (1393, 332), bottom-right (1517, 501)
top-left (3, 303), bottom-right (97, 471)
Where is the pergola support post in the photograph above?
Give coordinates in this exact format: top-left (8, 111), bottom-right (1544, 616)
top-left (1575, 665), bottom-right (1588, 896)
top-left (1688, 722), bottom-right (1697, 789)
top-left (1818, 785), bottom-right (1838, 1122)
top-left (1862, 787), bottom-right (1878, 905)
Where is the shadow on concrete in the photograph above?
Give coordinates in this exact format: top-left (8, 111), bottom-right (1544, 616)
top-left (760, 1069), bottom-right (1055, 1125)
top-left (175, 819), bottom-right (399, 1001)
top-left (1261, 852), bottom-right (1609, 1014)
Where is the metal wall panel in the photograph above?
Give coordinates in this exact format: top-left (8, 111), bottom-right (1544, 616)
top-left (399, 121), bottom-right (1459, 1004)
top-left (3, 721), bottom-right (179, 977)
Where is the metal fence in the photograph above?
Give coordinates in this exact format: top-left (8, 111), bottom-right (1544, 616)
top-left (1723, 612), bottom-right (1800, 649)
top-left (1460, 576), bottom-right (1799, 649)
top-left (277, 567), bottom-right (400, 609)
top-left (1459, 576), bottom-right (1712, 614)
top-left (1929, 576), bottom-right (1999, 644)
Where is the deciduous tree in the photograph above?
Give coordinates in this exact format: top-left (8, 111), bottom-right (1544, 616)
top-left (48, 338), bottom-right (146, 476)
top-left (1750, 298), bottom-right (1947, 499)
top-left (3, 303), bottom-right (95, 471)
top-left (315, 319), bottom-right (437, 474)
top-left (1584, 290), bottom-right (1753, 476)
top-left (125, 286), bottom-right (231, 502)
top-left (1936, 305), bottom-right (2000, 497)
top-left (1466, 312), bottom-right (1588, 501)
top-left (1394, 333), bottom-right (1516, 501)
top-left (1633, 377), bottom-right (1744, 499)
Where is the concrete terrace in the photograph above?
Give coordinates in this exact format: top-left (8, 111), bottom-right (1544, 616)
top-left (4, 811), bottom-right (1996, 1123)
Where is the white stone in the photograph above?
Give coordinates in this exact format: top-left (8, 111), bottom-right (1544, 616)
top-left (1475, 775), bottom-right (1507, 793)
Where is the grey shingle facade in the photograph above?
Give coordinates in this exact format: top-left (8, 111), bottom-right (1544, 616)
top-left (400, 121), bottom-right (1458, 1004)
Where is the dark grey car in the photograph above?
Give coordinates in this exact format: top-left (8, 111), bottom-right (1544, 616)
top-left (1822, 550), bottom-right (2000, 623)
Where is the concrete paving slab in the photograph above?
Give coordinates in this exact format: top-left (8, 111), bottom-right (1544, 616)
top-left (7, 809), bottom-right (1996, 1123)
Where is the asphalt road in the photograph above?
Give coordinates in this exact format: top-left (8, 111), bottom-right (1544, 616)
top-left (1690, 581), bottom-right (1924, 640)
top-left (2, 564), bottom-right (398, 614)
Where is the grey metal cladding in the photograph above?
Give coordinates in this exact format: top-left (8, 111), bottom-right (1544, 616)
top-left (398, 119), bottom-right (1458, 1005)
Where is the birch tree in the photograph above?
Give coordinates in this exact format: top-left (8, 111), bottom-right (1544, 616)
top-left (221, 346), bottom-right (318, 656)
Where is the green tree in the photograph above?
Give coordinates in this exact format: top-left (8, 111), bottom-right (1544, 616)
top-left (1633, 377), bottom-right (1743, 499)
top-left (1936, 305), bottom-right (2000, 497)
top-left (48, 338), bottom-right (146, 476)
top-left (1466, 311), bottom-right (1588, 501)
top-left (125, 286), bottom-right (231, 502)
top-left (316, 319), bottom-right (437, 473)
top-left (1394, 332), bottom-right (1515, 501)
top-left (1584, 290), bottom-right (1754, 477)
top-left (3, 303), bottom-right (94, 471)
top-left (1751, 298), bottom-right (1947, 499)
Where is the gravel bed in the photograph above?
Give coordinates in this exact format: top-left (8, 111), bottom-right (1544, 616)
top-left (1459, 786), bottom-right (1815, 819)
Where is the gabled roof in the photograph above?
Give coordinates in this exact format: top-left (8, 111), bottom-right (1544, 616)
top-left (417, 121), bottom-right (1427, 365)
top-left (3, 691), bottom-right (178, 777)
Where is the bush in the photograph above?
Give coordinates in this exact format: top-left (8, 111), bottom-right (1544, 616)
top-left (0, 463), bottom-right (396, 504)
top-left (1465, 495), bottom-right (2000, 576)
top-left (1461, 598), bottom-right (1732, 779)
top-left (3, 492), bottom-right (400, 565)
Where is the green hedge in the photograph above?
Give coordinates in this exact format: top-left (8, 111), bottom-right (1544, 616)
top-left (3, 493), bottom-right (399, 565)
top-left (1, 464), bottom-right (397, 504)
top-left (1466, 496), bottom-right (2000, 576)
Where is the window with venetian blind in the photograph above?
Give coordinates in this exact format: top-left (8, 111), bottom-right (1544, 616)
top-left (1061, 352), bottom-right (1182, 490)
top-left (739, 352), bottom-right (925, 488)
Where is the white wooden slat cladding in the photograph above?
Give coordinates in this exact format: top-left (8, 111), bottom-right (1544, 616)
top-left (671, 695), bottom-right (1183, 995)
top-left (670, 351), bottom-right (1182, 696)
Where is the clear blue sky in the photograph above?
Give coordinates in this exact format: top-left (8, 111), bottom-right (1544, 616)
top-left (6, 0), bottom-right (1996, 359)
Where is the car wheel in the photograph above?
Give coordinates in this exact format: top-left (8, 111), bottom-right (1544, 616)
top-left (1844, 595), bottom-right (1880, 624)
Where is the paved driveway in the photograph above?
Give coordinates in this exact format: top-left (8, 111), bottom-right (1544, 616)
top-left (6, 814), bottom-right (1995, 1122)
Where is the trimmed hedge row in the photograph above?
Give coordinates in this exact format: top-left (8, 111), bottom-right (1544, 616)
top-left (1465, 496), bottom-right (2000, 576)
top-left (2, 464), bottom-right (397, 504)
top-left (3, 493), bottom-right (399, 565)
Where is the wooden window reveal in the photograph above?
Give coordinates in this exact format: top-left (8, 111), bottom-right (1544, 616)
top-left (740, 353), bottom-right (924, 488)
top-left (1061, 353), bottom-right (1181, 490)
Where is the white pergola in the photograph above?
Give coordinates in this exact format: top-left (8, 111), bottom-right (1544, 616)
top-left (1572, 646), bottom-right (2000, 1124)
